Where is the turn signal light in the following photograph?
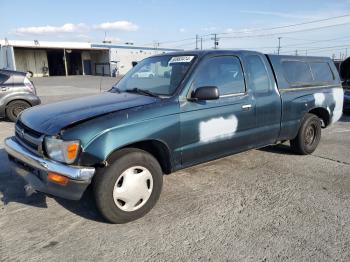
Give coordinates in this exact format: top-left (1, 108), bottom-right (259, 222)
top-left (67, 143), bottom-right (79, 161)
top-left (48, 172), bottom-right (69, 186)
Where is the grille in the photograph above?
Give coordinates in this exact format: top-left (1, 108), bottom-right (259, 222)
top-left (15, 120), bottom-right (44, 156)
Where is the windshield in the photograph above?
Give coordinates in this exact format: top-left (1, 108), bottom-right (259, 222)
top-left (112, 55), bottom-right (196, 96)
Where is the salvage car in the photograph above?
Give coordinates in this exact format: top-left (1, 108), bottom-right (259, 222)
top-left (4, 50), bottom-right (343, 223)
top-left (0, 69), bottom-right (40, 122)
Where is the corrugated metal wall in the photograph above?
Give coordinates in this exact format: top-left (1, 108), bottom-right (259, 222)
top-left (14, 49), bottom-right (48, 77)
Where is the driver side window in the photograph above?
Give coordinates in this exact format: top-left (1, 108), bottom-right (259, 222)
top-left (192, 56), bottom-right (245, 96)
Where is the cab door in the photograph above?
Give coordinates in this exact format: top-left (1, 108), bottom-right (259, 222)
top-left (244, 54), bottom-right (282, 146)
top-left (179, 55), bottom-right (256, 167)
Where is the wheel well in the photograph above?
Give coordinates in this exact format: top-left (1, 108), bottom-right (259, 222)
top-left (309, 107), bottom-right (330, 127)
top-left (110, 140), bottom-right (173, 174)
top-left (6, 99), bottom-right (31, 108)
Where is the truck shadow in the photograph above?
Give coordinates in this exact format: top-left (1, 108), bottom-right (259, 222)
top-left (259, 144), bottom-right (295, 155)
top-left (340, 113), bottom-right (350, 122)
top-left (0, 160), bottom-right (48, 208)
top-left (0, 148), bottom-right (105, 223)
top-left (54, 188), bottom-right (106, 223)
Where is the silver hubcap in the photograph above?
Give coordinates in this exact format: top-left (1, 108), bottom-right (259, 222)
top-left (113, 166), bottom-right (153, 212)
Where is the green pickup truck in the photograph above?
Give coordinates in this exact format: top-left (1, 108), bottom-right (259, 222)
top-left (5, 50), bottom-right (343, 223)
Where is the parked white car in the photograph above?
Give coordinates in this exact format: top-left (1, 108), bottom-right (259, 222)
top-left (132, 67), bottom-right (154, 78)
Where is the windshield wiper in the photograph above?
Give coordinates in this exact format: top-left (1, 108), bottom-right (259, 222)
top-left (125, 88), bottom-right (159, 98)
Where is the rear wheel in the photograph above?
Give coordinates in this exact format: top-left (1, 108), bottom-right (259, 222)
top-left (93, 148), bottom-right (163, 224)
top-left (6, 100), bottom-right (31, 122)
top-left (290, 113), bottom-right (321, 155)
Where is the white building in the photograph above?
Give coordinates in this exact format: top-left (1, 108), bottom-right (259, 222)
top-left (0, 39), bottom-right (181, 77)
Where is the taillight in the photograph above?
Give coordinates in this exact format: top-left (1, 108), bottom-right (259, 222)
top-left (24, 77), bottom-right (36, 94)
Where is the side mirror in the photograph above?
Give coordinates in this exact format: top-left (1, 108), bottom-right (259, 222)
top-left (132, 61), bottom-right (138, 67)
top-left (190, 86), bottom-right (219, 101)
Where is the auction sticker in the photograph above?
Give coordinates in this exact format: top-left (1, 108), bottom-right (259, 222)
top-left (169, 56), bottom-right (194, 64)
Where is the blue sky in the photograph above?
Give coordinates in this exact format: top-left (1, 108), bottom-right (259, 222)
top-left (2, 0), bottom-right (350, 57)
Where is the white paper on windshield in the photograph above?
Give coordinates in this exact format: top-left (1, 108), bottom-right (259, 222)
top-left (169, 56), bottom-right (194, 64)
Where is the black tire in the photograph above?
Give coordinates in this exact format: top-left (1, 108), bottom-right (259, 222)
top-left (6, 100), bottom-right (31, 122)
top-left (93, 148), bottom-right (163, 224)
top-left (290, 113), bottom-right (321, 155)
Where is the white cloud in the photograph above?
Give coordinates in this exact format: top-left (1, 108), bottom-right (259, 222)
top-left (94, 21), bottom-right (138, 31)
top-left (179, 28), bottom-right (186, 33)
top-left (13, 20), bottom-right (138, 36)
top-left (16, 23), bottom-right (88, 35)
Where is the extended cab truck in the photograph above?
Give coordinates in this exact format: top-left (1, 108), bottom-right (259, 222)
top-left (4, 50), bottom-right (343, 223)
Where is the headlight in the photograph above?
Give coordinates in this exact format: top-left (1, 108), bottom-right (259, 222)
top-left (45, 137), bottom-right (80, 164)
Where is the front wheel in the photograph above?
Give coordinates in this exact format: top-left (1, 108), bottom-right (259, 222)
top-left (290, 113), bottom-right (321, 155)
top-left (6, 100), bottom-right (31, 122)
top-left (93, 148), bottom-right (163, 224)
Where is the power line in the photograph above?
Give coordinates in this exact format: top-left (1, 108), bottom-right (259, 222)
top-left (139, 13), bottom-right (350, 49)
top-left (280, 44), bottom-right (350, 55)
top-left (141, 36), bottom-right (197, 47)
top-left (216, 13), bottom-right (350, 37)
top-left (281, 36), bottom-right (350, 48)
top-left (219, 22), bottom-right (350, 40)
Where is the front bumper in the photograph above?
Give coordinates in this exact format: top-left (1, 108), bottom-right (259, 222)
top-left (4, 137), bottom-right (95, 200)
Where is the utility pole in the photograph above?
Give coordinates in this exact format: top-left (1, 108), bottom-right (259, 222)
top-left (277, 37), bottom-right (282, 55)
top-left (295, 49), bottom-right (298, 56)
top-left (195, 35), bottom-right (199, 50)
top-left (200, 37), bottom-right (203, 50)
top-left (346, 48), bottom-right (348, 58)
top-left (305, 49), bottom-right (308, 56)
top-left (211, 34), bottom-right (219, 49)
top-left (63, 49), bottom-right (68, 77)
top-left (153, 41), bottom-right (160, 54)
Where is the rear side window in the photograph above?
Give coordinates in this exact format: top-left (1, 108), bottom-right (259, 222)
top-left (246, 55), bottom-right (271, 93)
top-left (309, 62), bottom-right (334, 82)
top-left (0, 73), bottom-right (9, 84)
top-left (282, 61), bottom-right (313, 83)
top-left (192, 56), bottom-right (245, 95)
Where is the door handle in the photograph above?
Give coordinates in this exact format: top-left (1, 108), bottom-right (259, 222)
top-left (1, 87), bottom-right (7, 92)
top-left (241, 104), bottom-right (252, 111)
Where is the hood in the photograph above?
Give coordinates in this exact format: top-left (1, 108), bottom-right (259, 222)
top-left (19, 92), bottom-right (157, 135)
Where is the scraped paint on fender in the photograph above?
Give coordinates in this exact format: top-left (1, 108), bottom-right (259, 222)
top-left (313, 93), bottom-right (325, 106)
top-left (313, 88), bottom-right (343, 124)
top-left (331, 88), bottom-right (344, 124)
top-left (199, 115), bottom-right (238, 143)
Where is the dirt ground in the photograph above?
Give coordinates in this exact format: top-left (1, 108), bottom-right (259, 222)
top-left (0, 76), bottom-right (349, 261)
